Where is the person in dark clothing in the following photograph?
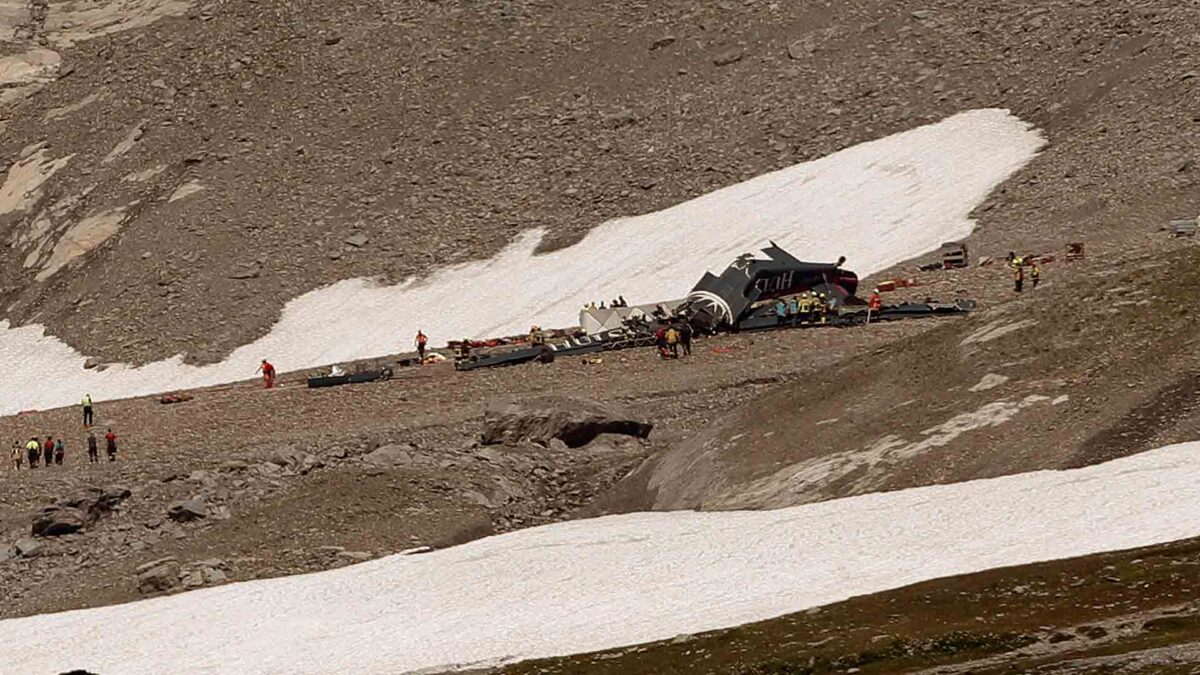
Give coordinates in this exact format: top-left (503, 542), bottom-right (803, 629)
top-left (105, 429), bottom-right (118, 462)
top-left (81, 393), bottom-right (94, 427)
top-left (26, 437), bottom-right (39, 469)
top-left (1013, 264), bottom-right (1025, 293)
top-left (42, 436), bottom-right (55, 468)
top-left (679, 323), bottom-right (693, 356)
top-left (415, 331), bottom-right (428, 363)
top-left (54, 438), bottom-right (64, 465)
top-left (87, 432), bottom-right (99, 464)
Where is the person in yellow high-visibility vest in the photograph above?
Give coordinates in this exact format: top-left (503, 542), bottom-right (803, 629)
top-left (25, 437), bottom-right (41, 469)
top-left (796, 292), bottom-right (812, 324)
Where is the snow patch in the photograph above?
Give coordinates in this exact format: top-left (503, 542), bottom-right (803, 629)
top-left (726, 394), bottom-right (1054, 507)
top-left (0, 109), bottom-right (1044, 415)
top-left (961, 318), bottom-right (1038, 346)
top-left (167, 180), bottom-right (204, 202)
top-left (4, 442), bottom-right (1200, 674)
top-left (43, 91), bottom-right (106, 122)
top-left (969, 373), bottom-right (1010, 392)
top-left (43, 0), bottom-right (192, 47)
top-left (0, 49), bottom-right (60, 104)
top-left (122, 165), bottom-right (167, 183)
top-left (0, 148), bottom-right (72, 217)
top-left (36, 204), bottom-right (134, 280)
top-left (103, 123), bottom-right (146, 164)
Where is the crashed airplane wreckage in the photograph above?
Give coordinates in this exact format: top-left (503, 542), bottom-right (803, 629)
top-left (455, 244), bottom-right (974, 371)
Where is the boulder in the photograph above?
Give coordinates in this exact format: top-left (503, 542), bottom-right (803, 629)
top-left (649, 35), bottom-right (676, 50)
top-left (363, 444), bottom-right (415, 468)
top-left (713, 48), bottom-right (745, 66)
top-left (12, 537), bottom-right (42, 558)
top-left (167, 499), bottom-right (207, 522)
top-left (481, 395), bottom-right (653, 448)
top-left (36, 485), bottom-right (132, 536)
top-left (32, 506), bottom-right (86, 537)
top-left (266, 447), bottom-right (323, 475)
top-left (136, 557), bottom-right (180, 595)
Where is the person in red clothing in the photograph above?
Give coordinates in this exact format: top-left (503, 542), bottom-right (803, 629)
top-left (257, 359), bottom-right (276, 388)
top-left (42, 435), bottom-right (55, 468)
top-left (104, 428), bottom-right (118, 461)
top-left (867, 288), bottom-right (883, 323)
top-left (654, 326), bottom-right (669, 359)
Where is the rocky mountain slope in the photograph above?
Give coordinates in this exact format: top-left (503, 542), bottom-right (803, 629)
top-left (601, 239), bottom-right (1200, 511)
top-left (0, 309), bottom-right (929, 620)
top-left (0, 0), bottom-right (1194, 366)
top-left (0, 0), bottom-right (1198, 671)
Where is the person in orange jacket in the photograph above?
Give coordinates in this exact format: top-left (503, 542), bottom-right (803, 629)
top-left (867, 289), bottom-right (882, 322)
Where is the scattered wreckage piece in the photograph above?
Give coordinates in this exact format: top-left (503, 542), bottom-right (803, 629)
top-left (733, 299), bottom-right (976, 332)
top-left (917, 241), bottom-right (969, 271)
top-left (1168, 218), bottom-right (1198, 237)
top-left (455, 326), bottom-right (656, 372)
top-left (456, 245), bottom-right (975, 372)
top-left (307, 367), bottom-right (393, 389)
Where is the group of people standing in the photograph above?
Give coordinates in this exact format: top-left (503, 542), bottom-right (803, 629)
top-left (654, 322), bottom-right (693, 359)
top-left (584, 297), bottom-right (629, 310)
top-left (1008, 252), bottom-right (1042, 293)
top-left (7, 394), bottom-right (119, 471)
top-left (773, 291), bottom-right (837, 326)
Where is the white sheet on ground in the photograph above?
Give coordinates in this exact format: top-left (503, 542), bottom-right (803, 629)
top-left (2, 442), bottom-right (1200, 674)
top-left (0, 108), bottom-right (1043, 414)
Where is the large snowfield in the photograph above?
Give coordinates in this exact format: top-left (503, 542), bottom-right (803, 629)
top-left (0, 108), bottom-right (1043, 415)
top-left (3, 443), bottom-right (1200, 674)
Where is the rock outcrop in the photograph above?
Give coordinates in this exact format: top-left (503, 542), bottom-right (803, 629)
top-left (30, 485), bottom-right (131, 537)
top-left (167, 499), bottom-right (207, 522)
top-left (481, 396), bottom-right (653, 448)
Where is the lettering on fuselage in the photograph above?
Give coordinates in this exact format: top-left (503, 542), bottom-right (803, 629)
top-left (547, 327), bottom-right (638, 352)
top-left (754, 270), bottom-right (797, 295)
